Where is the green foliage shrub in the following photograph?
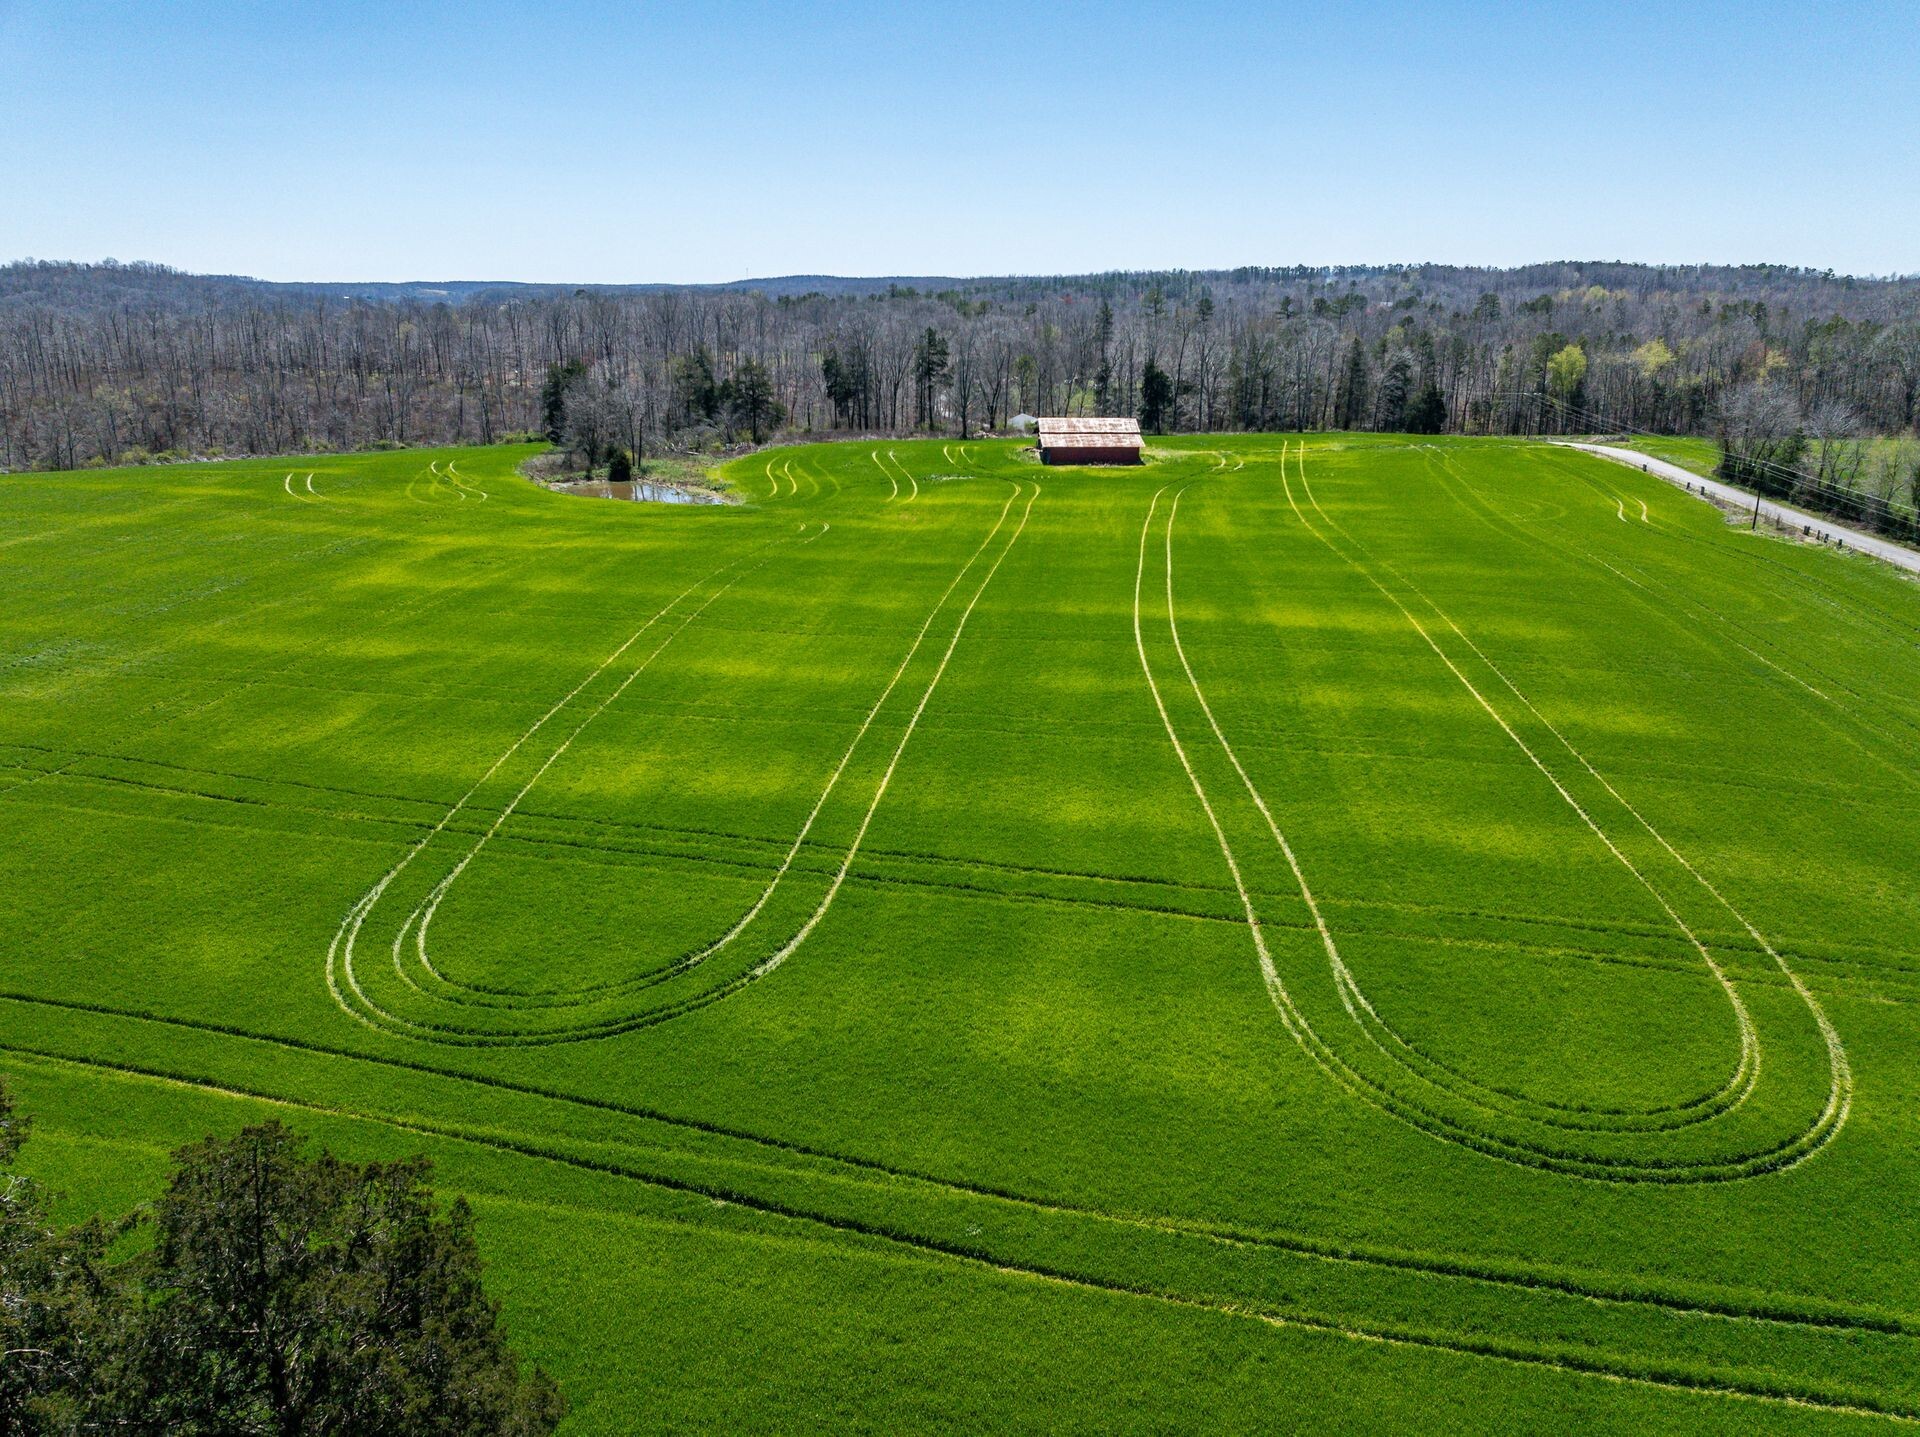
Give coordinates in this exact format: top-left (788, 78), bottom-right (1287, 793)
top-left (0, 1079), bottom-right (561, 1436)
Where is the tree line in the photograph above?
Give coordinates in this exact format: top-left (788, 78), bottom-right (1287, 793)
top-left (3, 259), bottom-right (1918, 485)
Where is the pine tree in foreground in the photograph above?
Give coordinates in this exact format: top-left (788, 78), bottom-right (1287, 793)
top-left (0, 1085), bottom-right (563, 1437)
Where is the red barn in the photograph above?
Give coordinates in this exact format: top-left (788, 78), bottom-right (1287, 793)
top-left (1035, 416), bottom-right (1144, 465)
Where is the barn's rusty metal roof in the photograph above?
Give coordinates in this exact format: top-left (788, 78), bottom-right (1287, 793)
top-left (1035, 417), bottom-right (1141, 435)
top-left (1037, 434), bottom-right (1144, 450)
top-left (1035, 416), bottom-right (1143, 449)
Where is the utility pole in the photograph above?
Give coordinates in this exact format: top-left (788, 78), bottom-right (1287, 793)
top-left (1752, 489), bottom-right (1762, 530)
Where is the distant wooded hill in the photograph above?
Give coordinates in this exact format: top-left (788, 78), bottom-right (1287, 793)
top-left (3, 258), bottom-right (1916, 475)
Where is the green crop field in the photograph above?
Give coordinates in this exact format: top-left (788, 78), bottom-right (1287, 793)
top-left (1612, 434), bottom-right (1724, 478)
top-left (4, 434), bottom-right (1920, 1431)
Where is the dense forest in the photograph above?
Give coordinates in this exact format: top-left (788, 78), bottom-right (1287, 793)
top-left (4, 259), bottom-right (1918, 501)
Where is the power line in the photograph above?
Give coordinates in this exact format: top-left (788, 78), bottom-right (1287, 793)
top-left (1520, 389), bottom-right (1918, 523)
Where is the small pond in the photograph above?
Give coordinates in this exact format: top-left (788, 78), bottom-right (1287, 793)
top-left (555, 478), bottom-right (729, 505)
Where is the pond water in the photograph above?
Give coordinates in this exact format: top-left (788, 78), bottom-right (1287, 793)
top-left (556, 478), bottom-right (728, 505)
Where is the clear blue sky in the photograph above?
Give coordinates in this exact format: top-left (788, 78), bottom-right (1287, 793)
top-left (2, 0), bottom-right (1915, 282)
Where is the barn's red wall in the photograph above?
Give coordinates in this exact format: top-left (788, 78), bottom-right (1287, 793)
top-left (1039, 446), bottom-right (1143, 465)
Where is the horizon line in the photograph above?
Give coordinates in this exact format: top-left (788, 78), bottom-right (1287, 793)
top-left (9, 256), bottom-right (1920, 288)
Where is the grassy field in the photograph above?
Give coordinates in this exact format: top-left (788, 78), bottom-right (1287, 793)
top-left (1612, 434), bottom-right (1920, 516)
top-left (4, 435), bottom-right (1920, 1430)
top-left (1613, 434), bottom-right (1724, 478)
